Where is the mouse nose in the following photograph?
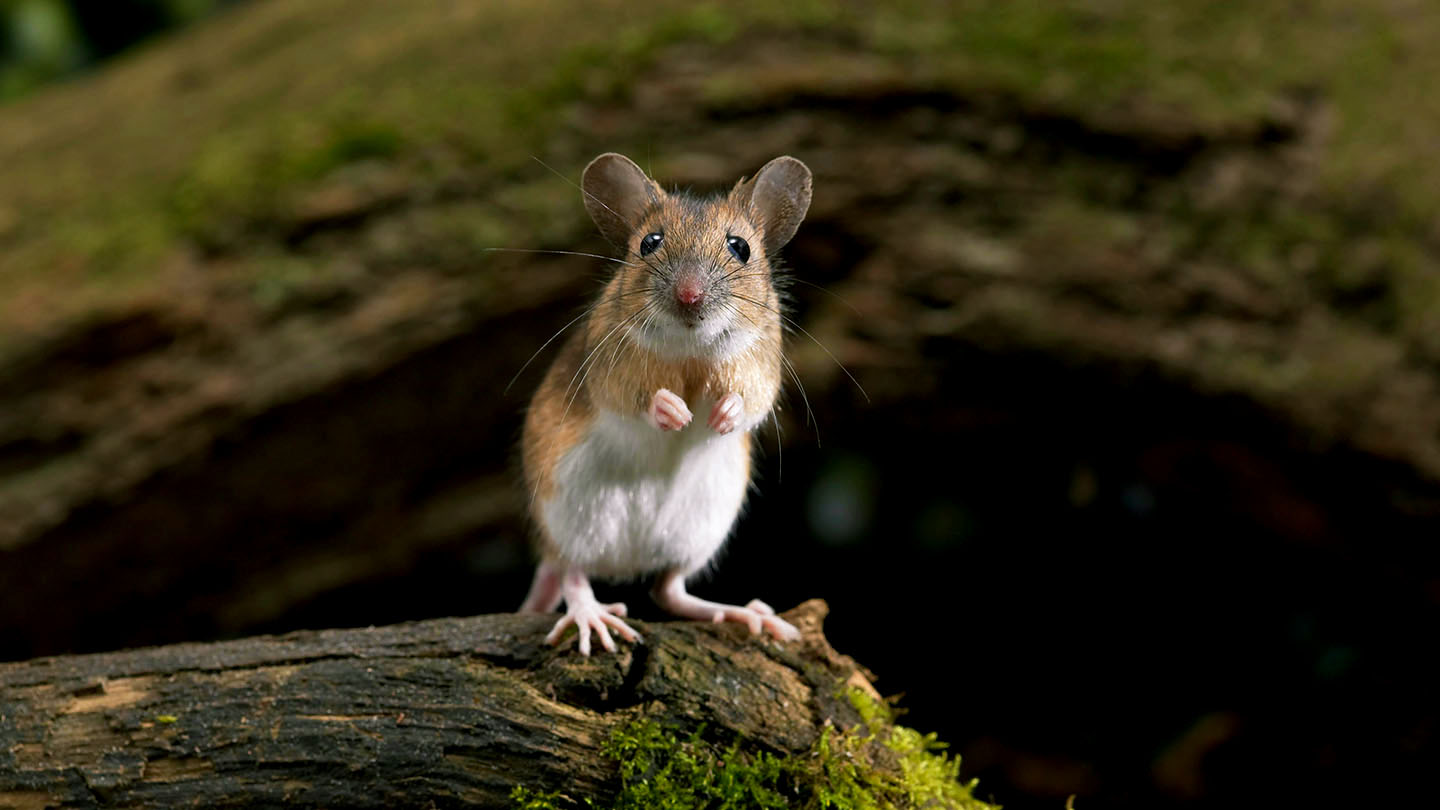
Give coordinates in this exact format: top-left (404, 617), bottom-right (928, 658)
top-left (675, 277), bottom-right (705, 309)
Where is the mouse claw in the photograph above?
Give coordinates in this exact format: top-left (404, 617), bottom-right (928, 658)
top-left (648, 388), bottom-right (692, 431)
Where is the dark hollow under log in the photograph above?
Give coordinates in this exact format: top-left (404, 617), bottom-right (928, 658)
top-left (0, 600), bottom-right (884, 809)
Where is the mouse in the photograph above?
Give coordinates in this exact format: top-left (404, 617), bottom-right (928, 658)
top-left (516, 152), bottom-right (813, 655)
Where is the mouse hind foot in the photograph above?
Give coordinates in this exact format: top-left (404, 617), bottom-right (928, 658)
top-left (545, 566), bottom-right (642, 656)
top-left (651, 568), bottom-right (799, 641)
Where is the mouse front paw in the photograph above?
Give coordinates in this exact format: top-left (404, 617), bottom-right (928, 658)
top-left (708, 392), bottom-right (744, 435)
top-left (648, 388), bottom-right (692, 431)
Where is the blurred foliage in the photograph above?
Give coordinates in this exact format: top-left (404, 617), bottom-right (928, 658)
top-left (0, 0), bottom-right (238, 100)
top-left (4, 0), bottom-right (1440, 347)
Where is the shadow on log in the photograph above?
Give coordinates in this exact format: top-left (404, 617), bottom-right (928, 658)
top-left (0, 600), bottom-right (979, 809)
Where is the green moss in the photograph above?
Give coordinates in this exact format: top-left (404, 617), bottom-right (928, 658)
top-left (845, 688), bottom-right (991, 810)
top-left (516, 689), bottom-right (994, 810)
top-left (511, 786), bottom-right (566, 810)
top-left (502, 3), bottom-right (746, 129)
top-left (301, 121), bottom-right (404, 177)
top-left (601, 721), bottom-right (790, 810)
top-left (165, 110), bottom-right (409, 248)
top-left (862, 0), bottom-right (1440, 228)
top-left (248, 253), bottom-right (318, 311)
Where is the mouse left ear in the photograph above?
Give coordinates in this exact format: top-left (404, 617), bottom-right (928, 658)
top-left (733, 156), bottom-right (812, 256)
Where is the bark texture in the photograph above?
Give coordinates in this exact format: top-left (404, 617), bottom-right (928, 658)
top-left (0, 600), bottom-right (873, 809)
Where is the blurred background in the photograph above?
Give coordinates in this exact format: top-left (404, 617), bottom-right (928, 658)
top-left (2, 1), bottom-right (1437, 807)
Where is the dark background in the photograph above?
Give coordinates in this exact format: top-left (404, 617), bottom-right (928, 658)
top-left (2, 2), bottom-right (1437, 808)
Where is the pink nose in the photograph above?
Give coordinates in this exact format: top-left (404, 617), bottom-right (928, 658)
top-left (676, 280), bottom-right (704, 308)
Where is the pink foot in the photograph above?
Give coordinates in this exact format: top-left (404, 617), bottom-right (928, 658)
top-left (547, 568), bottom-right (642, 656)
top-left (653, 572), bottom-right (800, 642)
top-left (705, 598), bottom-right (799, 640)
top-left (708, 393), bottom-right (744, 435)
top-left (648, 388), bottom-right (692, 431)
top-left (545, 597), bottom-right (641, 656)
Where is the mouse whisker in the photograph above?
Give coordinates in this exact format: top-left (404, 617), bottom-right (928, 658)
top-left (779, 352), bottom-right (819, 446)
top-left (531, 155), bottom-right (636, 235)
top-left (589, 299), bottom-right (660, 413)
top-left (716, 252), bottom-right (759, 281)
top-left (605, 287), bottom-right (661, 301)
top-left (505, 307), bottom-right (595, 396)
top-left (727, 291), bottom-right (869, 403)
top-left (717, 298), bottom-right (759, 331)
top-left (635, 253), bottom-right (674, 283)
top-left (717, 298), bottom-right (816, 443)
top-left (605, 300), bottom-right (662, 386)
top-left (506, 286), bottom-right (661, 395)
top-left (771, 406), bottom-right (783, 484)
top-left (482, 247), bottom-right (640, 267)
top-left (775, 276), bottom-right (862, 317)
top-left (723, 270), bottom-right (863, 322)
top-left (560, 302), bottom-right (656, 423)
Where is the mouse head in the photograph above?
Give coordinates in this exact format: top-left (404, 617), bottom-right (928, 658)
top-left (581, 152), bottom-right (812, 359)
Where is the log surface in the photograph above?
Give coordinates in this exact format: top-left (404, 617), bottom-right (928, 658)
top-left (0, 600), bottom-right (866, 809)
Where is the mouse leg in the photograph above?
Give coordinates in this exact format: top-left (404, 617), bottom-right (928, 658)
top-left (545, 566), bottom-right (642, 656)
top-left (518, 560), bottom-right (563, 613)
top-left (651, 568), bottom-right (799, 641)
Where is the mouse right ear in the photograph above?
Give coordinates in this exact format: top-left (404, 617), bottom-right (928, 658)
top-left (581, 153), bottom-right (663, 249)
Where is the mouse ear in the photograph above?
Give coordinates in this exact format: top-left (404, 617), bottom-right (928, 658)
top-left (581, 153), bottom-right (663, 249)
top-left (733, 156), bottom-right (812, 256)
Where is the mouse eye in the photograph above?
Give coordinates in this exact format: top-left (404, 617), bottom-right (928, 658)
top-left (639, 232), bottom-right (664, 257)
top-left (726, 235), bottom-right (750, 264)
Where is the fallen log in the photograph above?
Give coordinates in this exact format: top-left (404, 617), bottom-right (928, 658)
top-left (0, 600), bottom-right (985, 809)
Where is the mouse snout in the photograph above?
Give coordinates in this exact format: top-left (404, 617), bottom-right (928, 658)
top-left (674, 274), bottom-right (706, 311)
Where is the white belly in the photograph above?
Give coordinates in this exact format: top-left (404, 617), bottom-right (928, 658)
top-left (541, 402), bottom-right (750, 579)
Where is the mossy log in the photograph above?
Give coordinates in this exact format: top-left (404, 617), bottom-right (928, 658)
top-left (0, 600), bottom-right (914, 809)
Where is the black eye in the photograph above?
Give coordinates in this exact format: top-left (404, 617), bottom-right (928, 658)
top-left (639, 232), bottom-right (663, 256)
top-left (726, 235), bottom-right (750, 263)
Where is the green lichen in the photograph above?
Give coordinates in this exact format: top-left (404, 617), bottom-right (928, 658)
top-left (514, 688), bottom-right (995, 810)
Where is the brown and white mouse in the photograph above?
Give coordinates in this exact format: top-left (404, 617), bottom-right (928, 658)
top-left (517, 152), bottom-right (813, 655)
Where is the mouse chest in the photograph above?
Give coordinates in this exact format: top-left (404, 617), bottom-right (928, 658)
top-left (540, 404), bottom-right (752, 578)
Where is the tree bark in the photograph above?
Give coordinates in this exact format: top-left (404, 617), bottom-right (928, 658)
top-left (0, 600), bottom-right (874, 809)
